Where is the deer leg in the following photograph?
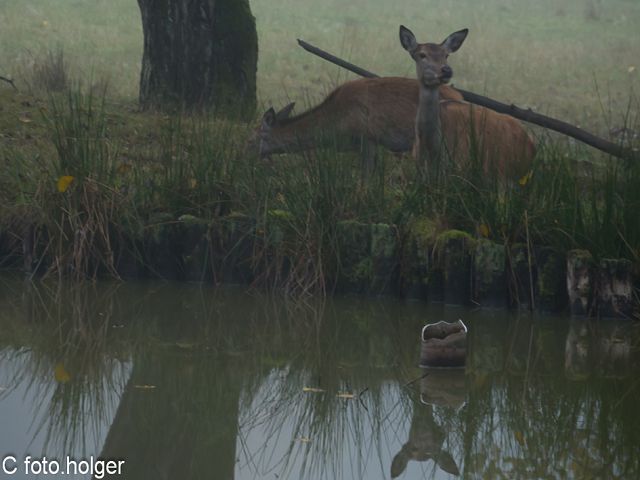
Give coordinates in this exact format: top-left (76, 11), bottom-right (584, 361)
top-left (360, 139), bottom-right (377, 180)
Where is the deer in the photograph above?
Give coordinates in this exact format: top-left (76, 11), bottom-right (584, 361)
top-left (246, 77), bottom-right (464, 175)
top-left (399, 25), bottom-right (535, 180)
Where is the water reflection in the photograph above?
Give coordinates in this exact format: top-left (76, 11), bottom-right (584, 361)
top-left (0, 275), bottom-right (639, 479)
top-left (391, 370), bottom-right (467, 478)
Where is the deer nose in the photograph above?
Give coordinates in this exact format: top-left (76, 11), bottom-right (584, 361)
top-left (441, 65), bottom-right (453, 79)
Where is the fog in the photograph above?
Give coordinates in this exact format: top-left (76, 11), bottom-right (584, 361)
top-left (1, 0), bottom-right (638, 133)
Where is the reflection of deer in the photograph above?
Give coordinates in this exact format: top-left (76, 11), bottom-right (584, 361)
top-left (399, 25), bottom-right (535, 179)
top-left (391, 370), bottom-right (466, 478)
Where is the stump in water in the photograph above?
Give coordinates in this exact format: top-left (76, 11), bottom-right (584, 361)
top-left (566, 249), bottom-right (595, 316)
top-left (597, 258), bottom-right (634, 318)
top-left (473, 239), bottom-right (507, 308)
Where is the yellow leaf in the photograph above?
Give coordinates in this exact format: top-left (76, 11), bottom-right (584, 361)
top-left (117, 163), bottom-right (132, 174)
top-left (478, 223), bottom-right (490, 238)
top-left (336, 392), bottom-right (355, 399)
top-left (629, 66), bottom-right (636, 73)
top-left (297, 437), bottom-right (311, 443)
top-left (519, 169), bottom-right (533, 187)
top-left (42, 20), bottom-right (49, 27)
top-left (515, 430), bottom-right (525, 446)
top-left (302, 386), bottom-right (325, 393)
top-left (189, 178), bottom-right (198, 189)
top-left (19, 115), bottom-right (32, 124)
top-left (57, 175), bottom-right (75, 193)
top-left (54, 363), bottom-right (71, 383)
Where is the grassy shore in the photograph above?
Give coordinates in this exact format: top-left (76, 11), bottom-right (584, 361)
top-left (0, 0), bottom-right (639, 293)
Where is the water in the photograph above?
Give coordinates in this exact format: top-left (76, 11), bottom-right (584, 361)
top-left (0, 275), bottom-right (639, 479)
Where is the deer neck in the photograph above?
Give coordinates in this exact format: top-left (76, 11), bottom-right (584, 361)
top-left (267, 102), bottom-right (339, 155)
top-left (416, 85), bottom-right (442, 158)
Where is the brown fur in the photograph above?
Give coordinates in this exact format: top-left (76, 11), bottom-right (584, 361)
top-left (250, 77), bottom-right (463, 156)
top-left (251, 76), bottom-right (534, 181)
top-left (414, 100), bottom-right (536, 180)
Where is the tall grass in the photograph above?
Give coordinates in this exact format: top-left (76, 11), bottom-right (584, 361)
top-left (0, 76), bottom-right (638, 292)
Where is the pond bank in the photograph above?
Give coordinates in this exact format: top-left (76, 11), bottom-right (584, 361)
top-left (0, 87), bottom-right (638, 319)
top-left (3, 213), bottom-right (636, 319)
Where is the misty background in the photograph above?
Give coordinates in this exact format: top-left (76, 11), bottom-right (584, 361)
top-left (1, 0), bottom-right (638, 135)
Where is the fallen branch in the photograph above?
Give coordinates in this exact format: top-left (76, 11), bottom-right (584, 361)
top-left (0, 75), bottom-right (18, 91)
top-left (297, 39), bottom-right (636, 160)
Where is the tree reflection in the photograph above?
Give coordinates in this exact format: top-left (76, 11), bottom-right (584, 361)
top-left (0, 277), bottom-right (639, 479)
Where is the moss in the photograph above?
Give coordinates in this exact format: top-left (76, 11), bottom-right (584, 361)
top-left (409, 217), bottom-right (439, 257)
top-left (567, 249), bottom-right (594, 269)
top-left (600, 258), bottom-right (633, 278)
top-left (336, 220), bottom-right (371, 291)
top-left (474, 239), bottom-right (505, 284)
top-left (536, 246), bottom-right (567, 312)
top-left (537, 249), bottom-right (564, 295)
top-left (147, 212), bottom-right (174, 243)
top-left (434, 229), bottom-right (476, 262)
top-left (371, 223), bottom-right (395, 259)
top-left (353, 258), bottom-right (373, 282)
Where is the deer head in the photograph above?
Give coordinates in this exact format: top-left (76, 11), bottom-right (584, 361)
top-left (399, 25), bottom-right (468, 88)
top-left (245, 102), bottom-right (296, 158)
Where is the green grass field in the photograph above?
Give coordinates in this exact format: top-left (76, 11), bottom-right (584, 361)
top-left (1, 0), bottom-right (639, 134)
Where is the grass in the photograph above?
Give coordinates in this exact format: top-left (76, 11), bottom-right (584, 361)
top-left (1, 0), bottom-right (639, 133)
top-left (0, 0), bottom-right (639, 293)
top-left (0, 82), bottom-right (637, 289)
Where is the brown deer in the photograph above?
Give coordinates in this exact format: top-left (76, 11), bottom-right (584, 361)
top-left (246, 77), bottom-right (463, 174)
top-left (399, 25), bottom-right (535, 180)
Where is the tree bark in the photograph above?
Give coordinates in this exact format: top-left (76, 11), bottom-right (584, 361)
top-left (137, 0), bottom-right (257, 116)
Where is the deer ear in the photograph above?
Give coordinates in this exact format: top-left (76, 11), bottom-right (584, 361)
top-left (442, 28), bottom-right (468, 53)
top-left (399, 25), bottom-right (418, 52)
top-left (262, 107), bottom-right (277, 128)
top-left (276, 102), bottom-right (295, 121)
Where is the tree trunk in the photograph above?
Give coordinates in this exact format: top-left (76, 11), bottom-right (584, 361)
top-left (137, 0), bottom-right (257, 116)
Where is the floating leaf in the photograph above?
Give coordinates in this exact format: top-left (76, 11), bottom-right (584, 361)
top-left (629, 66), bottom-right (636, 73)
top-left (54, 363), bottom-right (71, 383)
top-left (519, 169), bottom-right (533, 187)
top-left (57, 175), bottom-right (75, 193)
top-left (478, 223), bottom-right (490, 238)
top-left (336, 392), bottom-right (355, 399)
top-left (302, 386), bottom-right (325, 393)
top-left (133, 384), bottom-right (157, 389)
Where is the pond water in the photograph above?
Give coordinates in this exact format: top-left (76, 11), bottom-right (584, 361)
top-left (0, 275), bottom-right (639, 479)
